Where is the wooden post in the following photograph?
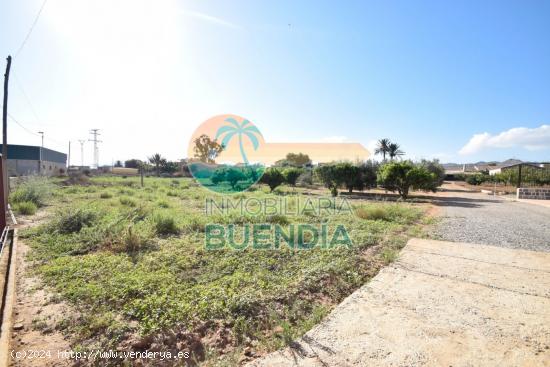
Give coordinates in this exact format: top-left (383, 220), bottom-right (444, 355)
top-left (2, 56), bottom-right (12, 228)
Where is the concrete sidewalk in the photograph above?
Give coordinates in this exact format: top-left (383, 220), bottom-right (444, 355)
top-left (248, 239), bottom-right (550, 366)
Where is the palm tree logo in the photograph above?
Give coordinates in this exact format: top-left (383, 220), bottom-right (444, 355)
top-left (215, 117), bottom-right (262, 164)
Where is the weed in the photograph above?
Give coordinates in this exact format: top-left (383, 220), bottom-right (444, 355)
top-left (119, 197), bottom-right (137, 207)
top-left (152, 212), bottom-right (179, 235)
top-left (13, 201), bottom-right (37, 215)
top-left (10, 176), bottom-right (53, 207)
top-left (100, 192), bottom-right (113, 199)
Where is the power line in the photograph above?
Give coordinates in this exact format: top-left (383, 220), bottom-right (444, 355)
top-left (13, 72), bottom-right (41, 123)
top-left (14, 0), bottom-right (49, 59)
top-left (7, 112), bottom-right (40, 137)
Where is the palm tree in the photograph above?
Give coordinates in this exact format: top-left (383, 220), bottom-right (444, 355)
top-left (375, 138), bottom-right (391, 161)
top-left (215, 117), bottom-right (262, 164)
top-left (148, 153), bottom-right (166, 176)
top-left (388, 143), bottom-right (404, 160)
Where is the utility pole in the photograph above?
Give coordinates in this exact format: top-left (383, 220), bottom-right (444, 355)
top-left (78, 139), bottom-right (85, 167)
top-left (88, 129), bottom-right (101, 169)
top-left (68, 141), bottom-right (71, 168)
top-left (1, 55), bottom-right (12, 228)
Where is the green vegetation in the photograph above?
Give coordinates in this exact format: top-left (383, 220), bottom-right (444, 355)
top-left (377, 161), bottom-right (440, 199)
top-left (9, 176), bottom-right (53, 207)
top-left (18, 175), bottom-right (426, 364)
top-left (13, 201), bottom-right (38, 215)
top-left (260, 167), bottom-right (285, 192)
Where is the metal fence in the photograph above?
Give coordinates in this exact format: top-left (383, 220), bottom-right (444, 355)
top-left (495, 164), bottom-right (550, 188)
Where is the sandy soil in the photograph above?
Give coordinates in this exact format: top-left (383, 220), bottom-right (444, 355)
top-left (9, 215), bottom-right (72, 367)
top-left (248, 238), bottom-right (550, 366)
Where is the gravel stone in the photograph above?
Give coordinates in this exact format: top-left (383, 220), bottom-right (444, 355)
top-left (435, 191), bottom-right (550, 252)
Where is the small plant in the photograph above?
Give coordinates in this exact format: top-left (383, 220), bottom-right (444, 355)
top-left (52, 207), bottom-right (98, 234)
top-left (157, 200), bottom-right (170, 208)
top-left (10, 176), bottom-right (53, 207)
top-left (152, 213), bottom-right (179, 235)
top-left (119, 197), bottom-right (137, 207)
top-left (380, 248), bottom-right (398, 264)
top-left (355, 206), bottom-right (388, 221)
top-left (13, 201), bottom-right (38, 215)
top-left (100, 192), bottom-right (113, 199)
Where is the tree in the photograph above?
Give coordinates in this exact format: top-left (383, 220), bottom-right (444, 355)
top-left (314, 164), bottom-right (339, 196)
top-left (418, 159), bottom-right (445, 189)
top-left (286, 153), bottom-right (312, 167)
top-left (388, 143), bottom-right (405, 160)
top-left (375, 139), bottom-right (391, 161)
top-left (225, 168), bottom-right (246, 189)
top-left (125, 159), bottom-right (143, 169)
top-left (261, 167), bottom-right (285, 192)
top-left (333, 162), bottom-right (360, 193)
top-left (215, 117), bottom-right (261, 164)
top-left (114, 160), bottom-right (123, 167)
top-left (148, 153), bottom-right (166, 177)
top-left (283, 167), bottom-right (304, 186)
top-left (377, 161), bottom-right (437, 199)
top-left (193, 134), bottom-right (224, 164)
top-left (162, 161), bottom-right (179, 174)
top-left (359, 160), bottom-right (379, 189)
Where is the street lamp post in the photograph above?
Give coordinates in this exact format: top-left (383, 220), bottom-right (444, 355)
top-left (38, 131), bottom-right (44, 174)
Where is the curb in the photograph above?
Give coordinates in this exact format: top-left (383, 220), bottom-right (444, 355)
top-left (0, 229), bottom-right (17, 367)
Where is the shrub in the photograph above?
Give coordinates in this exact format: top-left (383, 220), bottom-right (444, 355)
top-left (261, 168), bottom-right (285, 192)
top-left (377, 161), bottom-right (438, 199)
top-left (152, 213), bottom-right (179, 235)
top-left (52, 207), bottom-right (98, 234)
top-left (418, 159), bottom-right (446, 188)
top-left (157, 200), bottom-right (170, 208)
top-left (13, 201), bottom-right (38, 215)
top-left (10, 176), bottom-right (53, 207)
top-left (283, 168), bottom-right (304, 186)
top-left (465, 173), bottom-right (489, 185)
top-left (119, 197), bottom-right (137, 207)
top-left (296, 170), bottom-right (313, 186)
top-left (99, 192), bottom-right (113, 199)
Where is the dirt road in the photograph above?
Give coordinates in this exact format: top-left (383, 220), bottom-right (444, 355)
top-left (249, 238), bottom-right (550, 366)
top-left (432, 183), bottom-right (550, 251)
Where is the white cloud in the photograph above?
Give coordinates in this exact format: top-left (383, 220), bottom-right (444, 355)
top-left (459, 125), bottom-right (550, 155)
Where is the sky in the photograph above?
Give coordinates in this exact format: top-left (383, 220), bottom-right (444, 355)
top-left (0, 0), bottom-right (549, 166)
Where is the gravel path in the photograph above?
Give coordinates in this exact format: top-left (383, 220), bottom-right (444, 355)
top-left (434, 186), bottom-right (550, 252)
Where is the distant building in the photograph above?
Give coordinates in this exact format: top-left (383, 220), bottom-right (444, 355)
top-left (489, 162), bottom-right (545, 175)
top-left (0, 144), bottom-right (67, 176)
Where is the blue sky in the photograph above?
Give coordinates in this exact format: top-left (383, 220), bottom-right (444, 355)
top-left (1, 0), bottom-right (549, 165)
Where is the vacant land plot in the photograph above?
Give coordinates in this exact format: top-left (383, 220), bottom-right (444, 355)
top-left (10, 176), bottom-right (429, 366)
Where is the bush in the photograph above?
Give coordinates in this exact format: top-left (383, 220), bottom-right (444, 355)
top-left (152, 213), bottom-right (179, 235)
top-left (99, 192), bottom-right (113, 199)
top-left (296, 170), bottom-right (313, 186)
top-left (10, 177), bottom-right (53, 207)
top-left (13, 201), bottom-right (37, 215)
top-left (283, 167), bottom-right (304, 186)
top-left (261, 168), bottom-right (285, 192)
top-left (418, 159), bottom-right (445, 189)
top-left (52, 207), bottom-right (98, 234)
top-left (465, 173), bottom-right (489, 185)
top-left (377, 161), bottom-right (438, 199)
top-left (119, 197), bottom-right (137, 207)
